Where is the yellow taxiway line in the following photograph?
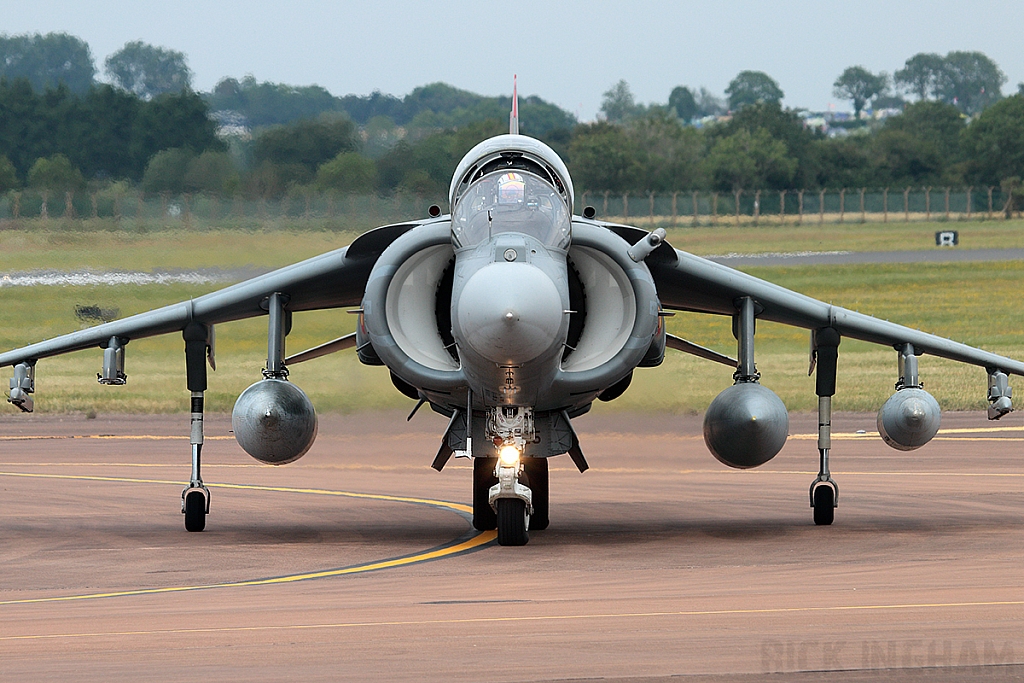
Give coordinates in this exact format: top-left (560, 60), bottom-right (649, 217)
top-left (0, 471), bottom-right (494, 607)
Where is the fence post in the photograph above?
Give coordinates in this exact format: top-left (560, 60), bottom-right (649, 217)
top-left (90, 192), bottom-right (98, 219)
top-left (753, 189), bottom-right (761, 226)
top-left (11, 191), bottom-right (20, 220)
top-left (904, 187), bottom-right (910, 222)
top-left (839, 188), bottom-right (846, 223)
top-left (859, 187), bottom-right (865, 223)
top-left (966, 186), bottom-right (972, 220)
top-left (648, 191), bottom-right (655, 225)
top-left (623, 192), bottom-right (629, 221)
top-left (603, 191), bottom-right (609, 217)
top-left (819, 189), bottom-right (825, 224)
top-left (671, 191), bottom-right (678, 226)
top-left (779, 190), bottom-right (786, 225)
top-left (883, 187), bottom-right (888, 223)
top-left (734, 188), bottom-right (742, 225)
top-left (925, 187), bottom-right (931, 220)
top-left (797, 189), bottom-right (804, 225)
top-left (712, 192), bottom-right (719, 226)
top-left (691, 191), bottom-right (699, 226)
top-left (944, 187), bottom-right (950, 220)
top-left (39, 190), bottom-right (49, 219)
top-left (987, 187), bottom-right (994, 219)
top-left (64, 191), bottom-right (74, 219)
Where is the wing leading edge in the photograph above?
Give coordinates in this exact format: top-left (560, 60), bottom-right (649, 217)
top-left (647, 243), bottom-right (1024, 376)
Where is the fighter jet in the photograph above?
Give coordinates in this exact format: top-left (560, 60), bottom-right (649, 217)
top-left (3, 83), bottom-right (1022, 545)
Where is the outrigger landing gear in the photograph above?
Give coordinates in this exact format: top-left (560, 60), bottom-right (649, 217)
top-left (809, 327), bottom-right (840, 526)
top-left (182, 324), bottom-right (212, 532)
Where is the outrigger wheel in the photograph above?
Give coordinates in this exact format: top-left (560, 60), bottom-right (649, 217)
top-left (183, 489), bottom-right (207, 532)
top-left (812, 484), bottom-right (835, 526)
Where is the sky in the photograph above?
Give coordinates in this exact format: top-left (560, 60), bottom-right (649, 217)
top-left (3, 0), bottom-right (1024, 121)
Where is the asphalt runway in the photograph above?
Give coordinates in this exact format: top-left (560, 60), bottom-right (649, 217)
top-left (1, 409), bottom-right (1022, 682)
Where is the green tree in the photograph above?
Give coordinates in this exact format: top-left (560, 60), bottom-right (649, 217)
top-left (668, 86), bottom-right (698, 121)
top-left (600, 80), bottom-right (641, 123)
top-left (0, 155), bottom-right (18, 191)
top-left (316, 152), bottom-right (377, 193)
top-left (961, 95), bottom-right (1024, 185)
top-left (626, 109), bottom-right (704, 190)
top-left (813, 137), bottom-right (874, 188)
top-left (0, 32), bottom-right (95, 94)
top-left (934, 51), bottom-right (1005, 114)
top-left (708, 102), bottom-right (820, 188)
top-left (132, 91), bottom-right (223, 174)
top-left (141, 148), bottom-right (193, 194)
top-left (184, 150), bottom-right (240, 194)
top-left (725, 71), bottom-right (783, 110)
top-left (27, 154), bottom-right (85, 191)
top-left (105, 41), bottom-right (192, 99)
top-left (207, 75), bottom-right (343, 127)
top-left (894, 53), bottom-right (945, 100)
top-left (833, 66), bottom-right (889, 120)
top-left (70, 85), bottom-right (142, 180)
top-left (253, 115), bottom-right (358, 178)
top-left (882, 101), bottom-right (964, 160)
top-left (870, 129), bottom-right (945, 186)
top-left (704, 128), bottom-right (797, 191)
top-left (568, 122), bottom-right (642, 192)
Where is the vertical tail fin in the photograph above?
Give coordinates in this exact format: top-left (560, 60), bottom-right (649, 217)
top-left (509, 74), bottom-right (519, 135)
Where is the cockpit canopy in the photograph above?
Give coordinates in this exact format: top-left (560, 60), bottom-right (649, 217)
top-left (452, 170), bottom-right (571, 250)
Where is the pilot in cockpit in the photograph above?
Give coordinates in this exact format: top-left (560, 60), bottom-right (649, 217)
top-left (496, 172), bottom-right (526, 207)
top-left (452, 169), bottom-right (571, 250)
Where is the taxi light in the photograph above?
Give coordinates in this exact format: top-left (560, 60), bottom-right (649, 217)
top-left (498, 445), bottom-right (521, 467)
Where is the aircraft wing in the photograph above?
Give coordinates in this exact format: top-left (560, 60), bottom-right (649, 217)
top-left (0, 221), bottom-right (419, 368)
top-left (645, 240), bottom-right (1024, 376)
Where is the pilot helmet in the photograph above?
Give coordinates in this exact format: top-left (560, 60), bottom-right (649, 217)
top-left (496, 172), bottom-right (525, 206)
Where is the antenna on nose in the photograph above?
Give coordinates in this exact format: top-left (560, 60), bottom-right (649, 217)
top-left (509, 74), bottom-right (519, 135)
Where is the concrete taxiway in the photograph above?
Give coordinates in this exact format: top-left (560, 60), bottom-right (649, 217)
top-left (1, 410), bottom-right (1022, 682)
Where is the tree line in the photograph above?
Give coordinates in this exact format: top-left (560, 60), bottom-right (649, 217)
top-left (2, 31), bottom-right (1024, 204)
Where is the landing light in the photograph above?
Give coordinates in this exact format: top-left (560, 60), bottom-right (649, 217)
top-left (498, 445), bottom-right (521, 467)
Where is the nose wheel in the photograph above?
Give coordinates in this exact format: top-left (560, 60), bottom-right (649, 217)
top-left (496, 498), bottom-right (529, 546)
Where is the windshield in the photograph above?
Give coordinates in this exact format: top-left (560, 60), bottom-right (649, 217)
top-left (452, 170), bottom-right (571, 249)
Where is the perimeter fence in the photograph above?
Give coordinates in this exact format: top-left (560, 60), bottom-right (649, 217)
top-left (0, 186), bottom-right (1017, 228)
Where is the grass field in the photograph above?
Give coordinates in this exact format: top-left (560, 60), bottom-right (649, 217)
top-left (2, 221), bottom-right (1023, 415)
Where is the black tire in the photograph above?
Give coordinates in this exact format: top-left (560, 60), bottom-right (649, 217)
top-left (496, 498), bottom-right (529, 546)
top-left (184, 490), bottom-right (207, 532)
top-left (813, 485), bottom-right (835, 526)
top-left (523, 457), bottom-right (549, 530)
top-left (472, 457), bottom-right (498, 531)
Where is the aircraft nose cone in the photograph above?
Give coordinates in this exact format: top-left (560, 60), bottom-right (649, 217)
top-left (456, 262), bottom-right (563, 364)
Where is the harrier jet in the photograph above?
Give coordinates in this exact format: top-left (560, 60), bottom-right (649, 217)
top-left (3, 83), bottom-right (1021, 545)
